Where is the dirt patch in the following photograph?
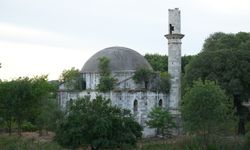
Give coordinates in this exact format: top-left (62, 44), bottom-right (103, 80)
top-left (21, 131), bottom-right (55, 142)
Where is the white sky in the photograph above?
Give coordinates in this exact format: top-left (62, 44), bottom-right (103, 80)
top-left (0, 0), bottom-right (250, 80)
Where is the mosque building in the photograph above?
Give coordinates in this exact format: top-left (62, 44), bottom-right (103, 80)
top-left (58, 8), bottom-right (184, 137)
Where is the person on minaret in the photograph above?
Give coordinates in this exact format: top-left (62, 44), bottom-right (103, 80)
top-left (165, 8), bottom-right (184, 115)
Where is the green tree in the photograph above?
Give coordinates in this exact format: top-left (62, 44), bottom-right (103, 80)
top-left (0, 76), bottom-right (55, 135)
top-left (0, 80), bottom-right (15, 135)
top-left (202, 32), bottom-right (250, 52)
top-left (97, 57), bottom-right (116, 92)
top-left (145, 54), bottom-right (168, 72)
top-left (132, 68), bottom-right (153, 89)
top-left (181, 55), bottom-right (194, 74)
top-left (159, 72), bottom-right (171, 93)
top-left (181, 80), bottom-right (234, 145)
top-left (97, 76), bottom-right (115, 92)
top-left (36, 98), bottom-right (61, 136)
top-left (184, 32), bottom-right (250, 135)
top-left (55, 96), bottom-right (142, 150)
top-left (98, 57), bottom-right (111, 76)
top-left (12, 78), bottom-right (34, 136)
top-left (59, 67), bottom-right (85, 90)
top-left (146, 107), bottom-right (175, 137)
top-left (28, 76), bottom-right (57, 135)
top-left (145, 54), bottom-right (194, 73)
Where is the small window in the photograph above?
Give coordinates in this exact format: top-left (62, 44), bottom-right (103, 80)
top-left (133, 99), bottom-right (138, 112)
top-left (158, 99), bottom-right (163, 107)
top-left (66, 98), bottom-right (73, 109)
top-left (169, 24), bottom-right (174, 34)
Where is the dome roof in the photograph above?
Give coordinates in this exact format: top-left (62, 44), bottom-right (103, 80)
top-left (81, 46), bottom-right (153, 73)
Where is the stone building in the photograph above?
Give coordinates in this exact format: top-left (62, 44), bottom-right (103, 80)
top-left (58, 46), bottom-right (169, 137)
top-left (58, 8), bottom-right (183, 137)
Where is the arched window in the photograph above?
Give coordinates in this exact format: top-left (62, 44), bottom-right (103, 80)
top-left (158, 99), bottom-right (163, 107)
top-left (82, 79), bottom-right (86, 90)
top-left (66, 98), bottom-right (73, 110)
top-left (133, 99), bottom-right (138, 113)
top-left (69, 98), bottom-right (73, 107)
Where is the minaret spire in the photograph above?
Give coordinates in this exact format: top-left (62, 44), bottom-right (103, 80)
top-left (165, 8), bottom-right (184, 114)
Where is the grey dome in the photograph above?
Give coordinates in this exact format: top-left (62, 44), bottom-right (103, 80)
top-left (81, 46), bottom-right (153, 73)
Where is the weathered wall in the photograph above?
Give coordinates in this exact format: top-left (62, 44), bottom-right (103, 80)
top-left (58, 87), bottom-right (169, 137)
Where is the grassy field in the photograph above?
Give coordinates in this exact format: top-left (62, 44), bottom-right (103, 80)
top-left (139, 136), bottom-right (245, 150)
top-left (0, 132), bottom-right (62, 150)
top-left (0, 133), bottom-right (248, 150)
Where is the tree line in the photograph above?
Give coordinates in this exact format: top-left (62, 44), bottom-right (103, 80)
top-left (0, 76), bottom-right (61, 136)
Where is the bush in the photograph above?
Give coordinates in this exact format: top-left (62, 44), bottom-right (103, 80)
top-left (55, 96), bottom-right (142, 150)
top-left (243, 132), bottom-right (250, 150)
top-left (146, 107), bottom-right (175, 137)
top-left (21, 121), bottom-right (37, 132)
top-left (97, 57), bottom-right (116, 92)
top-left (132, 68), bottom-right (153, 89)
top-left (245, 121), bottom-right (250, 133)
top-left (181, 80), bottom-right (234, 146)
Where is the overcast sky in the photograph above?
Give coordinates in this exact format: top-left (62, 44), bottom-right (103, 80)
top-left (0, 0), bottom-right (250, 80)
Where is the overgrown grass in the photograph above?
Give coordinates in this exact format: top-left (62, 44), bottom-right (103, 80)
top-left (139, 135), bottom-right (245, 150)
top-left (0, 134), bottom-right (62, 150)
top-left (0, 134), bottom-right (248, 150)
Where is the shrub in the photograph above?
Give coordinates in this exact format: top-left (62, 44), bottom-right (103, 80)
top-left (97, 57), bottom-right (116, 92)
top-left (21, 121), bottom-right (37, 132)
top-left (181, 80), bottom-right (234, 146)
top-left (132, 68), bottom-right (153, 89)
top-left (243, 132), bottom-right (250, 150)
top-left (55, 96), bottom-right (142, 150)
top-left (146, 107), bottom-right (175, 137)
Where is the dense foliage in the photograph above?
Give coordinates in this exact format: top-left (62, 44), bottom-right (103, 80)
top-left (132, 68), bottom-right (153, 89)
top-left (132, 68), bottom-right (170, 92)
top-left (181, 55), bottom-right (194, 74)
top-left (144, 54), bottom-right (194, 73)
top-left (97, 57), bottom-right (116, 92)
top-left (97, 76), bottom-right (116, 92)
top-left (36, 97), bottom-right (62, 135)
top-left (98, 57), bottom-right (111, 76)
top-left (158, 72), bottom-right (171, 93)
top-left (59, 67), bottom-right (85, 90)
top-left (55, 96), bottom-right (142, 150)
top-left (181, 80), bottom-right (234, 145)
top-left (202, 32), bottom-right (250, 52)
top-left (0, 76), bottom-right (57, 135)
top-left (145, 54), bottom-right (168, 72)
top-left (146, 107), bottom-right (175, 137)
top-left (184, 32), bottom-right (250, 135)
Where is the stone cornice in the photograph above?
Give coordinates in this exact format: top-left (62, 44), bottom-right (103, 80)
top-left (165, 33), bottom-right (184, 39)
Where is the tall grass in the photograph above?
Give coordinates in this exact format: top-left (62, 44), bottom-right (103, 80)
top-left (0, 134), bottom-right (62, 150)
top-left (0, 134), bottom-right (248, 150)
top-left (139, 135), bottom-right (245, 150)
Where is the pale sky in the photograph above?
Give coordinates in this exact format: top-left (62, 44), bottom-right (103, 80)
top-left (1, 0), bottom-right (250, 80)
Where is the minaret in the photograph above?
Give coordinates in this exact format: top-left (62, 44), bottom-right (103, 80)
top-left (165, 8), bottom-right (184, 114)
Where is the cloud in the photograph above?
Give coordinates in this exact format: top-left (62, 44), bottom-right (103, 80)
top-left (0, 41), bottom-right (93, 80)
top-left (0, 22), bottom-right (85, 49)
top-left (0, 23), bottom-right (61, 39)
top-left (194, 0), bottom-right (250, 14)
